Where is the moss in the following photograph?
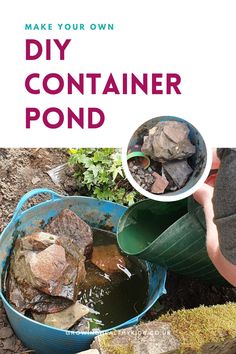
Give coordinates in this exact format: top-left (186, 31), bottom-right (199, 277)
top-left (99, 332), bottom-right (135, 354)
top-left (159, 303), bottom-right (236, 353)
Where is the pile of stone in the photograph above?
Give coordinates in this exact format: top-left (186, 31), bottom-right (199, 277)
top-left (129, 121), bottom-right (196, 194)
top-left (6, 209), bottom-right (93, 330)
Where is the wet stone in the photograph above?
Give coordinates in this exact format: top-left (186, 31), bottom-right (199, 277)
top-left (16, 231), bottom-right (58, 252)
top-left (91, 244), bottom-right (126, 273)
top-left (29, 244), bottom-right (67, 291)
top-left (7, 271), bottom-right (72, 314)
top-left (71, 317), bottom-right (91, 332)
top-left (82, 263), bottom-right (109, 289)
top-left (32, 301), bottom-right (90, 330)
top-left (45, 209), bottom-right (93, 257)
top-left (7, 230), bottom-right (86, 312)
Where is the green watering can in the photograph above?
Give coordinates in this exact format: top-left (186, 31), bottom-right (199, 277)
top-left (117, 198), bottom-right (227, 284)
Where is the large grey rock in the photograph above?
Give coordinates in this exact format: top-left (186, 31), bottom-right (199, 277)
top-left (163, 160), bottom-right (193, 188)
top-left (45, 209), bottom-right (93, 257)
top-left (141, 121), bottom-right (196, 162)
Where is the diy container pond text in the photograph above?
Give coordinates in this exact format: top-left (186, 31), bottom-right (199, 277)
top-left (24, 39), bottom-right (182, 130)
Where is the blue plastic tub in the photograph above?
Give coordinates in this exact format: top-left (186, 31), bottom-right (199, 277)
top-left (0, 189), bottom-right (166, 354)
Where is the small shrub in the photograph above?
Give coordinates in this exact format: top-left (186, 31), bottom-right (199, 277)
top-left (68, 148), bottom-right (140, 206)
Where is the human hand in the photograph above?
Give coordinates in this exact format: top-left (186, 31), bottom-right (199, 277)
top-left (193, 183), bottom-right (214, 208)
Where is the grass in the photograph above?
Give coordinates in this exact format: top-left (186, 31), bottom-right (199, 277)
top-left (159, 303), bottom-right (236, 353)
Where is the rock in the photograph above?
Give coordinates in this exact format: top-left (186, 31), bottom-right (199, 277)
top-left (91, 244), bottom-right (126, 273)
top-left (71, 317), bottom-right (91, 332)
top-left (18, 231), bottom-right (59, 251)
top-left (12, 234), bottom-right (84, 301)
top-left (151, 172), bottom-right (169, 194)
top-left (2, 336), bottom-right (17, 351)
top-left (32, 301), bottom-right (90, 330)
top-left (91, 321), bottom-right (180, 354)
top-left (7, 264), bottom-right (72, 314)
top-left (9, 230), bottom-right (86, 307)
top-left (82, 263), bottom-right (109, 289)
top-left (163, 121), bottom-right (188, 143)
top-left (31, 176), bottom-right (41, 185)
top-left (91, 304), bottom-right (236, 353)
top-left (163, 160), bottom-right (193, 188)
top-left (45, 209), bottom-right (93, 257)
top-left (141, 121), bottom-right (196, 162)
top-left (28, 244), bottom-right (68, 293)
top-left (0, 327), bottom-right (13, 339)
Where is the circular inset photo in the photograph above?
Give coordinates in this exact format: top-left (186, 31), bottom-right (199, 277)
top-left (123, 116), bottom-right (212, 201)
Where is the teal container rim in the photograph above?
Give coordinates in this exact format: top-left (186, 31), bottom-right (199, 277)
top-left (0, 188), bottom-right (167, 336)
top-left (117, 198), bottom-right (204, 257)
top-left (0, 263), bottom-right (167, 336)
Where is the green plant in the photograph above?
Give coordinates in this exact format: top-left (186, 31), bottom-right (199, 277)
top-left (68, 148), bottom-right (140, 206)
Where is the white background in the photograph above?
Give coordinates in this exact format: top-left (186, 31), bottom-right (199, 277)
top-left (0, 0), bottom-right (235, 147)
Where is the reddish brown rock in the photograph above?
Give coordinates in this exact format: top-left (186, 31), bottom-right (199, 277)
top-left (91, 244), bottom-right (126, 273)
top-left (7, 269), bottom-right (72, 314)
top-left (45, 209), bottom-right (93, 257)
top-left (29, 244), bottom-right (67, 290)
top-left (9, 231), bottom-right (86, 307)
top-left (151, 172), bottom-right (169, 194)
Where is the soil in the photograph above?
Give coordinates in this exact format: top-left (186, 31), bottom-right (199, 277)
top-left (145, 271), bottom-right (236, 320)
top-left (0, 148), bottom-right (78, 234)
